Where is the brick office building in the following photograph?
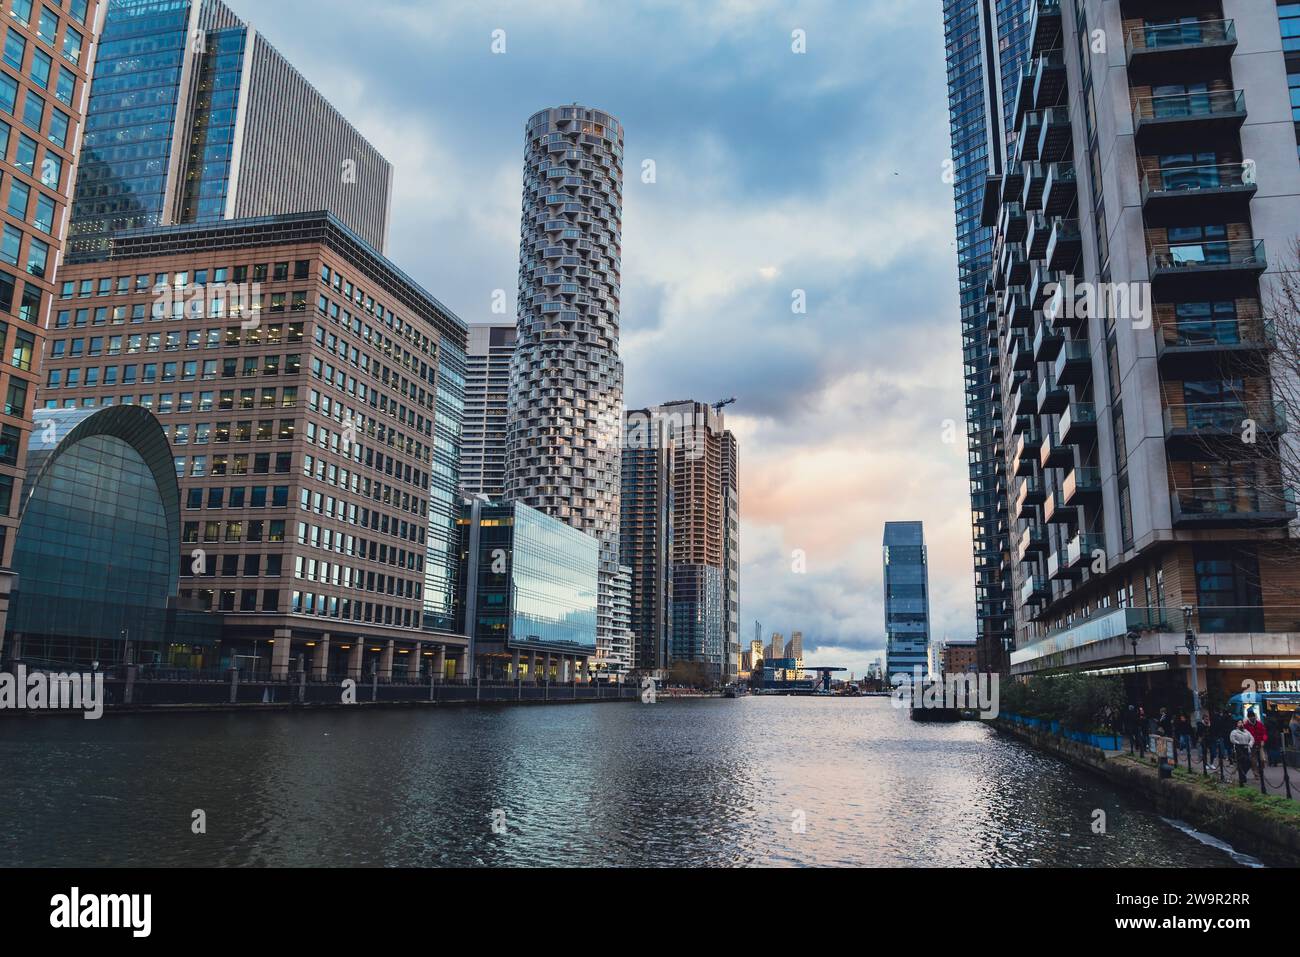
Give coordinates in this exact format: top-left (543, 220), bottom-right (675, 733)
top-left (38, 211), bottom-right (469, 680)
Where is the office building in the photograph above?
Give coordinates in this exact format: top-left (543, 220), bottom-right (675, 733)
top-left (979, 1), bottom-right (1300, 706)
top-left (0, 0), bottom-right (104, 656)
top-left (767, 631), bottom-right (784, 661)
top-left (460, 322), bottom-right (515, 498)
top-left (455, 497), bottom-right (597, 681)
top-left (620, 406), bottom-right (673, 674)
top-left (69, 0), bottom-right (392, 260)
top-left (884, 521), bottom-right (931, 681)
top-left (942, 639), bottom-right (980, 675)
top-left (505, 104), bottom-right (625, 676)
top-left (37, 210), bottom-right (470, 679)
top-left (4, 404), bottom-right (220, 667)
top-left (942, 0), bottom-right (1032, 676)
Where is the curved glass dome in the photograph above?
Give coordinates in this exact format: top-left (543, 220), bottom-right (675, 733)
top-left (7, 406), bottom-right (181, 657)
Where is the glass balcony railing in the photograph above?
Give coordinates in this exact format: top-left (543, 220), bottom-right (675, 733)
top-left (1140, 162), bottom-right (1254, 203)
top-left (1162, 399), bottom-right (1284, 434)
top-left (1170, 486), bottom-right (1296, 523)
top-left (1156, 316), bottom-right (1274, 352)
top-left (1149, 239), bottom-right (1266, 275)
top-left (1126, 19), bottom-right (1236, 59)
top-left (1133, 88), bottom-right (1245, 124)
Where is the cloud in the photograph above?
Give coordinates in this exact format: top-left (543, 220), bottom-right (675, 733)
top-left (222, 0), bottom-right (975, 657)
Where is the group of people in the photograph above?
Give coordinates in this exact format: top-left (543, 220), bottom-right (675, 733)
top-left (1120, 704), bottom-right (1298, 786)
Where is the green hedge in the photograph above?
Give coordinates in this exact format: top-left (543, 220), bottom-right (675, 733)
top-left (1000, 673), bottom-right (1126, 733)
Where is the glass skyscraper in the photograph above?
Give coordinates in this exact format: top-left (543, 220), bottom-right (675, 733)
top-left (942, 0), bottom-right (1031, 674)
top-left (883, 521), bottom-right (931, 681)
top-left (69, 0), bottom-right (393, 259)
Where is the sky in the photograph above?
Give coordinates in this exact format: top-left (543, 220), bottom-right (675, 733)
top-left (224, 0), bottom-right (973, 677)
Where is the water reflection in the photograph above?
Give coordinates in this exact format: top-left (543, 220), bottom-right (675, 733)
top-left (0, 697), bottom-right (1243, 867)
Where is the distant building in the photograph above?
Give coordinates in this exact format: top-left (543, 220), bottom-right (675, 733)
top-left (884, 522), bottom-right (931, 681)
top-left (621, 408), bottom-right (673, 675)
top-left (767, 632), bottom-right (785, 661)
top-left (460, 324), bottom-right (515, 498)
top-left (942, 640), bottom-right (979, 676)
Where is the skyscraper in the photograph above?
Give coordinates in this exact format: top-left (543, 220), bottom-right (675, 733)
top-left (883, 521), bottom-right (931, 681)
top-left (654, 399), bottom-right (740, 682)
top-left (506, 104), bottom-right (625, 674)
top-left (621, 407), bottom-right (673, 674)
top-left (941, 0), bottom-right (1031, 675)
top-left (69, 0), bottom-right (392, 260)
top-left (980, 1), bottom-right (1300, 706)
top-left (460, 323), bottom-right (515, 498)
top-left (0, 0), bottom-right (104, 654)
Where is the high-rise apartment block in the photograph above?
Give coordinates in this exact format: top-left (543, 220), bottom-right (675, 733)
top-left (621, 407), bottom-right (672, 674)
top-left (37, 211), bottom-right (470, 677)
top-left (505, 104), bottom-right (626, 675)
top-left (460, 322), bottom-right (514, 498)
top-left (653, 399), bottom-right (739, 682)
top-left (976, 1), bottom-right (1300, 704)
top-left (69, 0), bottom-right (392, 260)
top-left (942, 0), bottom-right (1031, 676)
top-left (884, 521), bottom-right (931, 680)
top-left (0, 0), bottom-right (104, 653)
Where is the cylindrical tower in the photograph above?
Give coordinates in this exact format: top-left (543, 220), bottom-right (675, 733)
top-left (507, 104), bottom-right (626, 668)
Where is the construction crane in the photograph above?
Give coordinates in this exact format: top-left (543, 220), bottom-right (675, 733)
top-left (713, 397), bottom-right (736, 413)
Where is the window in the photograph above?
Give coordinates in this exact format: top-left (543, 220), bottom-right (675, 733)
top-left (47, 108), bottom-right (67, 147)
top-left (29, 47), bottom-right (50, 88)
top-left (33, 193), bottom-right (54, 232)
top-left (0, 73), bottom-right (15, 115)
top-left (21, 89), bottom-right (42, 131)
top-left (10, 0), bottom-right (32, 26)
top-left (6, 179), bottom-right (27, 218)
top-left (53, 65), bottom-right (72, 105)
top-left (60, 25), bottom-right (80, 65)
top-left (3, 28), bottom-right (26, 71)
top-left (35, 6), bottom-right (56, 46)
top-left (0, 223), bottom-right (20, 266)
top-left (1193, 545), bottom-right (1263, 632)
top-left (14, 134), bottom-right (35, 175)
top-left (26, 236), bottom-right (46, 277)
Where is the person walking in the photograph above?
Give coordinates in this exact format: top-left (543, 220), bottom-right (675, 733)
top-left (1230, 721), bottom-right (1255, 786)
top-left (1156, 707), bottom-right (1173, 737)
top-left (1174, 712), bottom-right (1192, 757)
top-left (1197, 712), bottom-right (1215, 769)
top-left (1244, 709), bottom-right (1268, 780)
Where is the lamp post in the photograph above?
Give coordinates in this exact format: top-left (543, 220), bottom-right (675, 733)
top-left (1183, 604), bottom-right (1204, 726)
top-left (1127, 629), bottom-right (1141, 697)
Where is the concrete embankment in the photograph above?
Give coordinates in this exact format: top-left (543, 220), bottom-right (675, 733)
top-left (995, 718), bottom-right (1300, 866)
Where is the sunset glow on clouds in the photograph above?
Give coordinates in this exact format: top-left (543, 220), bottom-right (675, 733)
top-left (229, 0), bottom-right (974, 676)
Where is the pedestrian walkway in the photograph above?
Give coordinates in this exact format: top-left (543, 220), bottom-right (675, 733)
top-left (1122, 740), bottom-right (1300, 801)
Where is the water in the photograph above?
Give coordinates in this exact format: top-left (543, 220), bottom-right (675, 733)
top-left (0, 697), bottom-right (1247, 866)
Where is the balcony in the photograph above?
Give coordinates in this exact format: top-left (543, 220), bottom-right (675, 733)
top-left (1011, 606), bottom-right (1172, 673)
top-left (1040, 425), bottom-right (1073, 469)
top-left (1139, 163), bottom-right (1256, 224)
top-left (1037, 370), bottom-right (1068, 415)
top-left (1016, 111), bottom-right (1044, 163)
top-left (1053, 338), bottom-right (1090, 386)
top-left (1029, 264), bottom-right (1065, 308)
top-left (1017, 524), bottom-right (1049, 562)
top-left (1005, 288), bottom-right (1033, 328)
top-left (1126, 19), bottom-right (1236, 73)
top-left (1022, 162), bottom-right (1047, 212)
top-left (1062, 465), bottom-right (1102, 507)
top-left (1042, 162), bottom-right (1077, 215)
top-left (1015, 476), bottom-right (1045, 520)
top-left (1155, 316), bottom-right (1274, 377)
top-left (999, 201), bottom-right (1027, 244)
top-left (1042, 488), bottom-right (1076, 526)
top-left (1014, 429), bottom-right (1042, 477)
top-left (1170, 486), bottom-right (1296, 528)
top-left (1148, 240), bottom-right (1266, 290)
top-left (1020, 575), bottom-right (1051, 606)
top-left (1029, 0), bottom-right (1062, 55)
top-left (1132, 89), bottom-right (1246, 150)
top-left (1162, 400), bottom-right (1285, 458)
top-left (1011, 373), bottom-right (1038, 416)
top-left (1002, 245), bottom-right (1029, 287)
top-left (1065, 532), bottom-right (1105, 572)
top-left (1002, 164), bottom-right (1026, 206)
top-left (1013, 63), bottom-right (1036, 127)
top-left (1033, 314), bottom-right (1064, 362)
top-left (1037, 106), bottom-right (1073, 163)
top-left (1008, 331), bottom-right (1035, 371)
top-left (1055, 403), bottom-right (1097, 447)
top-left (1045, 217), bottom-right (1081, 271)
top-left (1011, 414), bottom-right (1035, 436)
top-left (1032, 50), bottom-right (1067, 110)
top-left (1026, 211), bottom-right (1052, 260)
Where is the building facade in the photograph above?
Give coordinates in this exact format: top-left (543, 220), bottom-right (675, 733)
top-left (459, 322), bottom-right (515, 498)
top-left (37, 211), bottom-right (470, 679)
top-left (455, 497), bottom-right (597, 681)
top-left (884, 521), bottom-right (932, 681)
top-left (620, 407), bottom-right (673, 675)
top-left (978, 1), bottom-right (1300, 709)
top-left (0, 0), bottom-right (104, 656)
top-left (942, 0), bottom-right (1033, 677)
top-left (505, 104), bottom-right (625, 673)
top-left (69, 0), bottom-right (392, 260)
top-left (4, 404), bottom-right (220, 667)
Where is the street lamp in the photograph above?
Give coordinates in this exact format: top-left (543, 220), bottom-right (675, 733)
top-left (1183, 604), bottom-right (1204, 725)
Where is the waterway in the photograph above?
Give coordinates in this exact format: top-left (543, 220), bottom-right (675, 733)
top-left (0, 696), bottom-right (1250, 866)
